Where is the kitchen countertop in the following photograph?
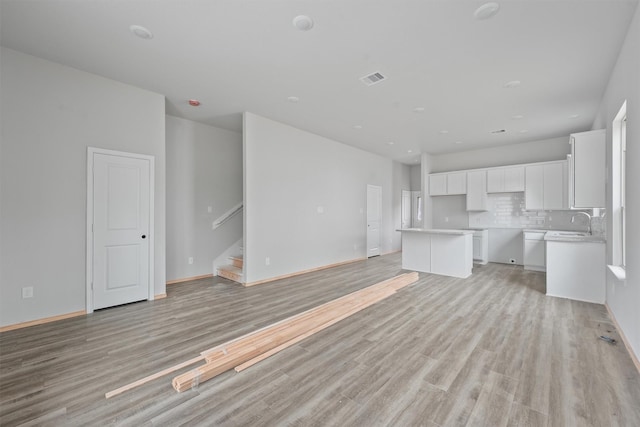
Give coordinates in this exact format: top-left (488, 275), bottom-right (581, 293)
top-left (397, 228), bottom-right (475, 235)
top-left (544, 231), bottom-right (606, 243)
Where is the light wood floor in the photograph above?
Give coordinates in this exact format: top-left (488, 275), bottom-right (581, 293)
top-left (1, 253), bottom-right (639, 426)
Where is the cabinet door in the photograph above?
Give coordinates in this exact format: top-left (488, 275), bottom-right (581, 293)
top-left (543, 163), bottom-right (565, 210)
top-left (572, 130), bottom-right (605, 208)
top-left (524, 240), bottom-right (545, 267)
top-left (486, 169), bottom-right (504, 193)
top-left (504, 166), bottom-right (525, 192)
top-left (447, 172), bottom-right (467, 195)
top-left (525, 165), bottom-right (544, 210)
top-left (466, 170), bottom-right (487, 211)
top-left (429, 174), bottom-right (447, 195)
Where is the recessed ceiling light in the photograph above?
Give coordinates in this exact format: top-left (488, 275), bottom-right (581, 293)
top-left (569, 114), bottom-right (580, 119)
top-left (407, 150), bottom-right (413, 153)
top-left (413, 107), bottom-right (425, 113)
top-left (439, 130), bottom-right (449, 134)
top-left (519, 129), bottom-right (529, 133)
top-left (353, 125), bottom-right (363, 129)
top-left (292, 15), bottom-right (314, 31)
top-left (474, 2), bottom-right (500, 20)
top-left (188, 99), bottom-right (201, 107)
top-left (129, 25), bottom-right (153, 40)
top-left (287, 96), bottom-right (299, 103)
top-left (387, 141), bottom-right (395, 145)
top-left (512, 114), bottom-right (524, 119)
top-left (504, 80), bottom-right (521, 88)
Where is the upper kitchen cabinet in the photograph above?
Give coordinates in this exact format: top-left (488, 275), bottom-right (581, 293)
top-left (569, 129), bottom-right (605, 208)
top-left (487, 166), bottom-right (525, 193)
top-left (429, 173), bottom-right (447, 195)
top-left (447, 172), bottom-right (467, 195)
top-left (466, 170), bottom-right (488, 211)
top-left (429, 172), bottom-right (467, 195)
top-left (525, 161), bottom-right (567, 210)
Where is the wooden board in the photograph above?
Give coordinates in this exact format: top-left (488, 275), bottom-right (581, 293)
top-left (172, 272), bottom-right (418, 392)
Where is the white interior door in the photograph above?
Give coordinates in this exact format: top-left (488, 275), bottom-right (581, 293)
top-left (367, 185), bottom-right (382, 257)
top-left (90, 151), bottom-right (152, 310)
top-left (401, 190), bottom-right (411, 229)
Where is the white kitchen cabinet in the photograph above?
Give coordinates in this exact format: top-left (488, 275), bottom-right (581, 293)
top-left (504, 166), bottom-right (525, 192)
top-left (487, 166), bottom-right (525, 193)
top-left (429, 173), bottom-right (447, 195)
top-left (472, 229), bottom-right (488, 264)
top-left (546, 240), bottom-right (605, 303)
top-left (525, 161), bottom-right (567, 210)
top-left (447, 172), bottom-right (467, 195)
top-left (523, 231), bottom-right (546, 271)
top-left (429, 172), bottom-right (466, 195)
top-left (570, 129), bottom-right (605, 208)
top-left (525, 165), bottom-right (544, 210)
top-left (466, 170), bottom-right (487, 211)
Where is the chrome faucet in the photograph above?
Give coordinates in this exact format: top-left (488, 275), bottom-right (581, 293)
top-left (571, 211), bottom-right (592, 234)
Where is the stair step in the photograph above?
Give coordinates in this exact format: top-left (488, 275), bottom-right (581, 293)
top-left (217, 265), bottom-right (244, 284)
top-left (230, 255), bottom-right (243, 268)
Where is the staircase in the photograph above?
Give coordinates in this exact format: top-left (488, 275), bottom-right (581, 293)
top-left (217, 254), bottom-right (244, 284)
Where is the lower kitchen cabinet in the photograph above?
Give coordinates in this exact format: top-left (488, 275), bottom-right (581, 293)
top-left (546, 240), bottom-right (605, 303)
top-left (523, 230), bottom-right (546, 271)
top-left (472, 229), bottom-right (488, 265)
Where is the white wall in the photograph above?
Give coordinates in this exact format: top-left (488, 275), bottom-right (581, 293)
top-left (429, 137), bottom-right (571, 173)
top-left (592, 4), bottom-right (640, 361)
top-left (431, 196), bottom-right (469, 229)
top-left (392, 161), bottom-right (412, 249)
top-left (243, 113), bottom-right (407, 284)
top-left (410, 165), bottom-right (422, 191)
top-left (0, 48), bottom-right (166, 327)
top-left (165, 116), bottom-right (242, 281)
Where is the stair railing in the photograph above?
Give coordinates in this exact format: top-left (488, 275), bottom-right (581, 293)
top-left (212, 202), bottom-right (243, 231)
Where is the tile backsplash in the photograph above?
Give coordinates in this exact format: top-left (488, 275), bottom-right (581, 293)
top-left (465, 192), bottom-right (605, 236)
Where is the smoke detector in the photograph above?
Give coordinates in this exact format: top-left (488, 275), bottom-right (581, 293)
top-left (129, 25), bottom-right (153, 39)
top-left (293, 15), bottom-right (314, 31)
top-left (474, 3), bottom-right (500, 20)
top-left (360, 72), bottom-right (387, 86)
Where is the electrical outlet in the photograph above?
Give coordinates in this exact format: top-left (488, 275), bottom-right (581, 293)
top-left (265, 257), bottom-right (270, 266)
top-left (22, 287), bottom-right (33, 299)
top-left (188, 257), bottom-right (194, 265)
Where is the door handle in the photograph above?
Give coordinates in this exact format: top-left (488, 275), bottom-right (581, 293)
top-left (141, 235), bottom-right (146, 239)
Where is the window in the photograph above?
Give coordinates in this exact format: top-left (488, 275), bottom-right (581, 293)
top-left (620, 115), bottom-right (626, 267)
top-left (612, 101), bottom-right (627, 271)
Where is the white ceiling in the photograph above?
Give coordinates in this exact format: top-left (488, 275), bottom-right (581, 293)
top-left (1, 0), bottom-right (637, 163)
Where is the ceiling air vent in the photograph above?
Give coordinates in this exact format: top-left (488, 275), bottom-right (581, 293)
top-left (360, 71), bottom-right (387, 86)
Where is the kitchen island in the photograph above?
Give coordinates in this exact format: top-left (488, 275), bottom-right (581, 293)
top-left (398, 228), bottom-right (474, 278)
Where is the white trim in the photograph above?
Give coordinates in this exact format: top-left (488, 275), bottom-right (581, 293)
top-left (212, 202), bottom-right (243, 230)
top-left (607, 265), bottom-right (626, 282)
top-left (86, 147), bottom-right (155, 314)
